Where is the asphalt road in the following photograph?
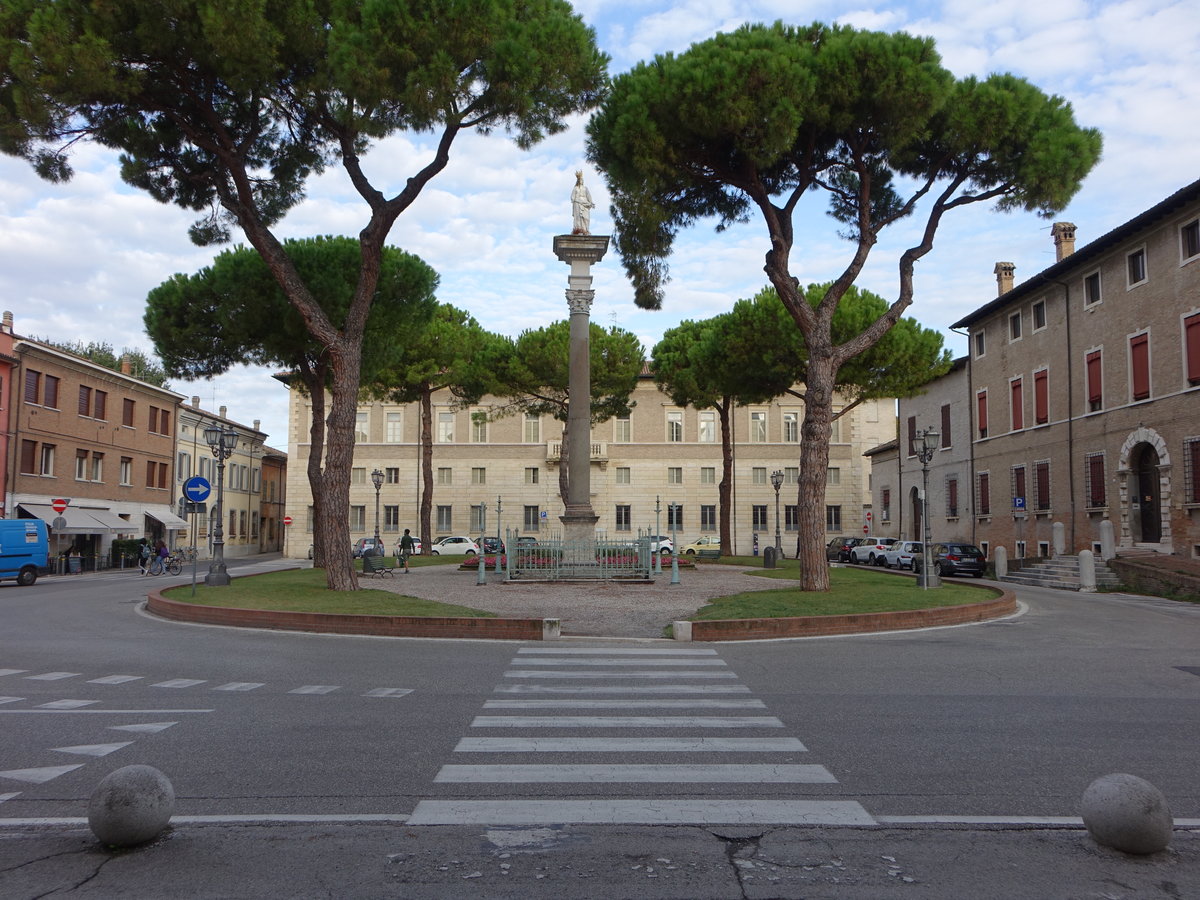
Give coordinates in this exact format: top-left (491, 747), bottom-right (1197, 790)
top-left (1, 557), bottom-right (1197, 898)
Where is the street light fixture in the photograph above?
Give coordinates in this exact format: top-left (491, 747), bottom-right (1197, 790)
top-left (203, 424), bottom-right (239, 586)
top-left (370, 468), bottom-right (384, 552)
top-left (913, 426), bottom-right (941, 590)
top-left (654, 495), bottom-right (662, 575)
top-left (770, 469), bottom-right (785, 559)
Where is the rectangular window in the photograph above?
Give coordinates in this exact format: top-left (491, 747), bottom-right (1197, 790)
top-left (437, 505), bottom-right (453, 532)
top-left (784, 505), bottom-right (798, 532)
top-left (1127, 247), bottom-right (1147, 287)
top-left (91, 452), bottom-right (104, 482)
top-left (1032, 299), bottom-right (1047, 331)
top-left (614, 416), bottom-right (631, 442)
top-left (239, 509), bottom-right (247, 538)
top-left (159, 461), bottom-right (168, 489)
top-left (78, 385), bottom-right (92, 416)
top-left (1184, 438), bottom-right (1200, 504)
top-left (615, 466), bottom-right (630, 485)
top-left (471, 467), bottom-right (486, 485)
top-left (881, 488), bottom-right (891, 523)
top-left (1009, 311), bottom-right (1022, 341)
top-left (1183, 219), bottom-right (1200, 261)
top-left (976, 472), bottom-right (991, 516)
top-left (39, 444), bottom-right (55, 476)
top-left (698, 411), bottom-right (716, 443)
top-left (42, 374), bottom-right (59, 408)
top-left (907, 415), bottom-right (917, 456)
top-left (438, 411), bottom-right (455, 443)
top-left (1011, 465), bottom-right (1027, 511)
top-left (385, 466), bottom-right (400, 484)
top-left (146, 460), bottom-right (157, 487)
top-left (1010, 377), bottom-right (1024, 431)
top-left (120, 457), bottom-right (132, 486)
top-left (384, 505), bottom-right (399, 532)
top-left (148, 406), bottom-right (158, 433)
top-left (699, 467), bottom-right (715, 485)
top-left (470, 504), bottom-right (484, 533)
top-left (1034, 460), bottom-right (1051, 511)
top-left (784, 466), bottom-right (798, 484)
top-left (1130, 332), bottom-right (1150, 400)
top-left (941, 404), bottom-right (952, 448)
top-left (123, 398), bottom-right (135, 427)
top-left (826, 467), bottom-right (840, 486)
top-left (1084, 271), bottom-right (1102, 306)
top-left (667, 466), bottom-right (683, 485)
top-left (977, 390), bottom-right (989, 438)
top-left (20, 440), bottom-right (36, 474)
top-left (159, 409), bottom-right (171, 434)
top-left (386, 413), bottom-right (403, 442)
top-left (752, 467), bottom-right (767, 485)
top-left (350, 467), bottom-right (366, 485)
top-left (76, 449), bottom-right (88, 480)
top-left (1186, 312), bottom-right (1200, 385)
top-left (973, 330), bottom-right (986, 358)
top-left (523, 413), bottom-right (539, 443)
top-left (700, 505), bottom-right (716, 532)
top-left (749, 411), bottom-right (766, 442)
top-left (946, 476), bottom-right (959, 518)
top-left (830, 417), bottom-right (841, 443)
top-left (350, 505), bottom-right (366, 531)
top-left (525, 467), bottom-right (539, 485)
top-left (825, 505), bottom-right (841, 531)
top-left (1086, 349), bottom-right (1103, 411)
top-left (667, 504), bottom-right (683, 529)
top-left (471, 410), bottom-right (487, 443)
top-left (752, 504), bottom-right (768, 530)
top-left (666, 410), bottom-right (683, 442)
top-left (1034, 369), bottom-right (1049, 424)
top-left (93, 390), bottom-right (107, 420)
top-left (615, 504), bottom-right (631, 532)
top-left (437, 467), bottom-right (452, 485)
top-left (523, 505), bottom-right (539, 532)
top-left (24, 370), bottom-right (41, 404)
top-left (783, 412), bottom-right (798, 442)
top-left (355, 411), bottom-right (369, 442)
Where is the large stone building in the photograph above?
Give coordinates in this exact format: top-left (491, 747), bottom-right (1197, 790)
top-left (283, 375), bottom-right (895, 557)
top-left (873, 179), bottom-right (1200, 562)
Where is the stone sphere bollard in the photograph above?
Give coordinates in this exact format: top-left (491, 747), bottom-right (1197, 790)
top-left (1081, 773), bottom-right (1172, 854)
top-left (88, 765), bottom-right (175, 847)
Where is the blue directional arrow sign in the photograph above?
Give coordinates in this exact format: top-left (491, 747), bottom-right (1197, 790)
top-left (183, 476), bottom-right (212, 503)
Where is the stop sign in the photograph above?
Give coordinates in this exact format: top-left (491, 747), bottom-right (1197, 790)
top-left (283, 515), bottom-right (293, 526)
top-left (51, 498), bottom-right (69, 514)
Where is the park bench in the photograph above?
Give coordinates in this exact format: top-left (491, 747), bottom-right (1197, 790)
top-left (362, 554), bottom-right (395, 577)
top-left (695, 549), bottom-right (721, 560)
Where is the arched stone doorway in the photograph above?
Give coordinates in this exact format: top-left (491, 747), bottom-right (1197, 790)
top-left (1130, 443), bottom-right (1162, 543)
top-left (910, 486), bottom-right (922, 542)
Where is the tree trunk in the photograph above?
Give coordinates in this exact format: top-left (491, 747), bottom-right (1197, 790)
top-left (717, 400), bottom-right (733, 555)
top-left (304, 371), bottom-right (327, 569)
top-left (419, 386), bottom-right (433, 550)
top-left (316, 339), bottom-right (362, 590)
top-left (796, 354), bottom-right (836, 591)
top-left (558, 424), bottom-right (570, 509)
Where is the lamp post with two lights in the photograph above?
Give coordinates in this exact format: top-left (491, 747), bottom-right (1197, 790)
top-left (203, 424), bottom-right (239, 586)
top-left (913, 426), bottom-right (941, 590)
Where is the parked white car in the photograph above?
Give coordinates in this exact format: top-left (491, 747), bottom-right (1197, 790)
top-left (428, 536), bottom-right (479, 556)
top-left (881, 540), bottom-right (922, 570)
top-left (646, 535), bottom-right (673, 555)
top-left (849, 536), bottom-right (897, 565)
top-left (393, 535), bottom-right (423, 557)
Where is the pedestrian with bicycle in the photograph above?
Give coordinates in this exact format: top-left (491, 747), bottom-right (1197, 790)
top-left (138, 539), bottom-right (151, 576)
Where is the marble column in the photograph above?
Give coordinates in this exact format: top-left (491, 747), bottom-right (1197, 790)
top-left (553, 233), bottom-right (609, 544)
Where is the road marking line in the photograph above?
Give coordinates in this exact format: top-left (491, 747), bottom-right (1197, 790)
top-left (88, 675), bottom-right (143, 685)
top-left (363, 688), bottom-right (414, 698)
top-left (470, 715), bottom-right (784, 728)
top-left (109, 722), bottom-right (178, 733)
top-left (504, 670), bottom-right (738, 679)
top-left (24, 672), bottom-right (80, 681)
top-left (0, 814), bottom-right (412, 826)
top-left (510, 658), bottom-right (728, 667)
top-left (483, 699), bottom-right (766, 709)
top-left (214, 682), bottom-right (265, 692)
top-left (151, 679), bottom-right (207, 689)
top-left (52, 742), bottom-right (134, 757)
top-left (0, 697), bottom-right (23, 705)
top-left (37, 700), bottom-right (100, 709)
top-left (406, 799), bottom-right (874, 826)
top-left (454, 737), bottom-right (806, 752)
top-left (0, 670), bottom-right (27, 677)
top-left (288, 685), bottom-right (340, 695)
top-left (517, 648), bottom-right (718, 656)
top-left (493, 685), bottom-right (751, 694)
top-left (0, 793), bottom-right (19, 803)
top-left (0, 765), bottom-right (85, 784)
top-left (0, 709), bottom-right (213, 715)
top-left (434, 764), bottom-right (837, 783)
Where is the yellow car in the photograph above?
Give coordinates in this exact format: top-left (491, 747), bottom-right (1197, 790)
top-left (679, 536), bottom-right (722, 555)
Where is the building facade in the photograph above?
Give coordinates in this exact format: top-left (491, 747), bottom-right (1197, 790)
top-left (283, 376), bottom-right (896, 557)
top-left (948, 179), bottom-right (1200, 560)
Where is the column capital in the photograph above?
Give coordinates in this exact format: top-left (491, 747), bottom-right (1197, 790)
top-left (565, 289), bottom-right (594, 315)
top-left (553, 233), bottom-right (610, 265)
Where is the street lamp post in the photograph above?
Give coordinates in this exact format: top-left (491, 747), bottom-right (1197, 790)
top-left (495, 495), bottom-right (503, 575)
top-left (669, 501), bottom-right (680, 585)
top-left (203, 424), bottom-right (239, 586)
top-left (914, 426), bottom-right (941, 590)
top-left (654, 495), bottom-right (662, 575)
top-left (370, 468), bottom-right (384, 552)
top-left (770, 469), bottom-right (784, 559)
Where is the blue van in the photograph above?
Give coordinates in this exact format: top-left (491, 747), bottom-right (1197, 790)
top-left (0, 519), bottom-right (50, 586)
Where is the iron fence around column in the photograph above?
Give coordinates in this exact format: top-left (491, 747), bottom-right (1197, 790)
top-left (504, 527), bottom-right (655, 581)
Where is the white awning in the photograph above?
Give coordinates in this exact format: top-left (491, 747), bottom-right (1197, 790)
top-left (144, 505), bottom-right (190, 530)
top-left (18, 503), bottom-right (130, 535)
top-left (87, 509), bottom-right (138, 533)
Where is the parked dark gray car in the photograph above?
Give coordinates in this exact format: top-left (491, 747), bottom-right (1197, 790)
top-left (916, 542), bottom-right (987, 577)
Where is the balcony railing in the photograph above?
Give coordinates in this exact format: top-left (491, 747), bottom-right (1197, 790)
top-left (546, 441), bottom-right (607, 462)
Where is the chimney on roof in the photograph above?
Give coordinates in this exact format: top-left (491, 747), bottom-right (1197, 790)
top-left (219, 405), bottom-right (227, 419)
top-left (191, 396), bottom-right (200, 408)
top-left (1052, 222), bottom-right (1076, 261)
top-left (120, 354), bottom-right (132, 375)
top-left (2, 311), bottom-right (12, 333)
top-left (253, 419), bottom-right (260, 432)
top-left (994, 262), bottom-right (1016, 295)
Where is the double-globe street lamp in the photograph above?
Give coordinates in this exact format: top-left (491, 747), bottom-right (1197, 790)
top-left (770, 469), bottom-right (784, 559)
top-left (203, 424), bottom-right (239, 586)
top-left (913, 426), bottom-right (941, 590)
top-left (371, 468), bottom-right (384, 553)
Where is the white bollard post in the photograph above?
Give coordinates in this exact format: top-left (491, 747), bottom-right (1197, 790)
top-left (1099, 519), bottom-right (1116, 561)
top-left (542, 618), bottom-right (561, 640)
top-left (672, 620), bottom-right (692, 642)
top-left (993, 545), bottom-right (1008, 580)
top-left (1078, 549), bottom-right (1097, 593)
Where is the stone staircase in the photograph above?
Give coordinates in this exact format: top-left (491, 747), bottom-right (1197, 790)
top-left (999, 554), bottom-right (1123, 591)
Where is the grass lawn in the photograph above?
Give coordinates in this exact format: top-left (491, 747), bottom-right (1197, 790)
top-left (161, 567), bottom-right (495, 618)
top-left (689, 564), bottom-right (998, 620)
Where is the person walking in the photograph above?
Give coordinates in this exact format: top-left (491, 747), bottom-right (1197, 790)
top-left (138, 539), bottom-right (151, 576)
top-left (399, 529), bottom-right (415, 574)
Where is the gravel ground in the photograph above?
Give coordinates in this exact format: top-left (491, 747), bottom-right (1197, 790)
top-left (363, 560), bottom-right (796, 638)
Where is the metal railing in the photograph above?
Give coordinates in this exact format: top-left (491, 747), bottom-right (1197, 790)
top-left (504, 527), bottom-right (655, 581)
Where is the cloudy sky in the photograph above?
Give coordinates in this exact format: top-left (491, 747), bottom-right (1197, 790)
top-left (2, 0), bottom-right (1197, 448)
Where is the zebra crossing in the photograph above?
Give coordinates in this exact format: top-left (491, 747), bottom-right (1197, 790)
top-left (408, 645), bottom-right (876, 826)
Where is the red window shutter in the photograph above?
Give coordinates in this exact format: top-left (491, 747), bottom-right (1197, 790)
top-left (947, 477), bottom-right (958, 512)
top-left (79, 386), bottom-right (91, 416)
top-left (978, 473), bottom-right (990, 515)
top-left (1086, 351), bottom-right (1102, 404)
top-left (1191, 442), bottom-right (1200, 503)
top-left (1014, 466), bottom-right (1026, 501)
top-left (1130, 333), bottom-right (1149, 400)
top-left (1186, 313), bottom-right (1200, 385)
top-left (20, 440), bottom-right (37, 474)
top-left (977, 391), bottom-right (988, 436)
top-left (1089, 456), bottom-right (1106, 506)
top-left (1034, 370), bottom-right (1048, 424)
top-left (907, 416), bottom-right (916, 455)
top-left (1036, 461), bottom-right (1050, 509)
top-left (1010, 378), bottom-right (1023, 430)
top-left (941, 404), bottom-right (951, 447)
top-left (24, 370), bottom-right (39, 404)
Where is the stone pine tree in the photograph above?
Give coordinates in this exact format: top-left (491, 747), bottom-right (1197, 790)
top-left (491, 320), bottom-right (644, 508)
top-left (588, 21), bottom-right (1101, 589)
top-left (0, 1), bottom-right (607, 590)
top-left (144, 237), bottom-right (439, 569)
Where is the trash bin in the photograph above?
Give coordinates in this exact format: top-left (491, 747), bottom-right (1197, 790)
top-left (763, 546), bottom-right (776, 569)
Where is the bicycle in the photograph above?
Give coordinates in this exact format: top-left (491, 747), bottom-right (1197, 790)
top-left (173, 546), bottom-right (197, 563)
top-left (147, 556), bottom-right (183, 576)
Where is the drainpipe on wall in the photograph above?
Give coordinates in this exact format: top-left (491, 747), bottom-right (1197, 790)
top-left (950, 325), bottom-right (975, 547)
